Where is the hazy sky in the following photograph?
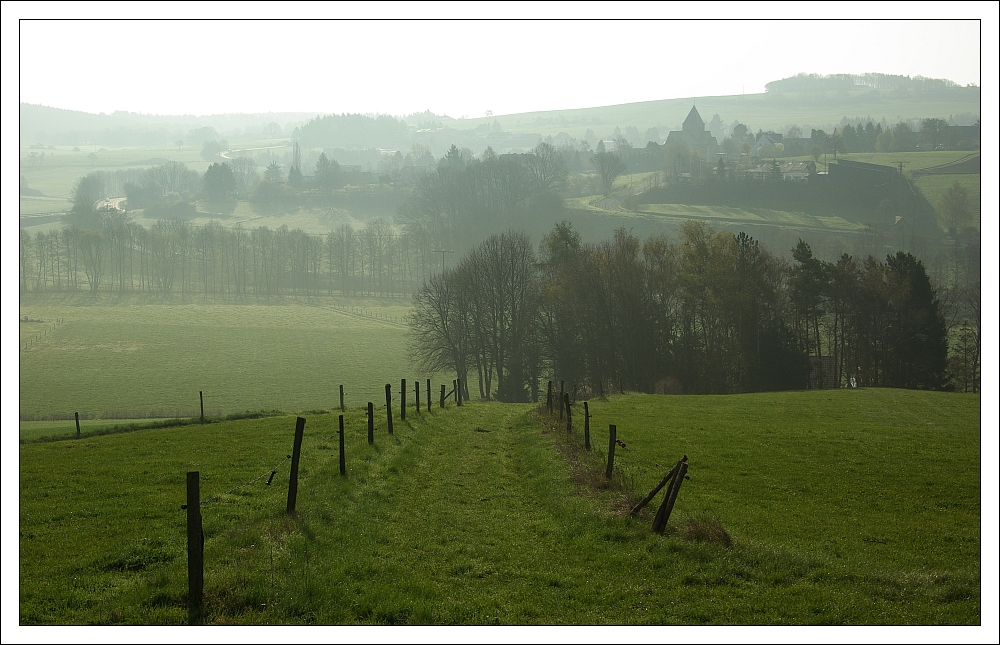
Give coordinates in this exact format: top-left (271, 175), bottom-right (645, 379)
top-left (9, 8), bottom-right (990, 119)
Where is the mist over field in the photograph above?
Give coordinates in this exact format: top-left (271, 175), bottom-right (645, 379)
top-left (14, 57), bottom-right (988, 632)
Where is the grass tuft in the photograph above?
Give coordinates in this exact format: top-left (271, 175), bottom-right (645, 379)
top-left (680, 515), bottom-right (734, 548)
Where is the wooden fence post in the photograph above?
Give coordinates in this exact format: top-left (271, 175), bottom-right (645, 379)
top-left (583, 402), bottom-right (590, 450)
top-left (653, 461), bottom-right (689, 533)
top-left (368, 402), bottom-right (374, 445)
top-left (75, 412), bottom-right (81, 440)
top-left (547, 381), bottom-right (553, 414)
top-left (339, 384), bottom-right (345, 412)
top-left (186, 471), bottom-right (203, 625)
top-left (415, 380), bottom-right (421, 413)
top-left (199, 391), bottom-right (204, 423)
top-left (606, 424), bottom-right (617, 480)
top-left (385, 384), bottom-right (394, 434)
top-left (426, 379), bottom-right (431, 412)
top-left (559, 381), bottom-right (565, 420)
top-left (286, 417), bottom-right (306, 514)
top-left (440, 384), bottom-right (446, 409)
top-left (631, 459), bottom-right (682, 517)
top-left (339, 415), bottom-right (346, 476)
top-left (401, 379), bottom-right (407, 420)
top-left (565, 393), bottom-right (572, 432)
top-left (457, 378), bottom-right (463, 406)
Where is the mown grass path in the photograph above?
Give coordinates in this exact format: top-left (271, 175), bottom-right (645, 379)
top-left (282, 403), bottom-right (632, 625)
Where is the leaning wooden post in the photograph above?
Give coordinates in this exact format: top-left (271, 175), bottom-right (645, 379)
top-left (440, 384), bottom-right (446, 409)
top-left (199, 391), bottom-right (205, 423)
top-left (415, 380), bottom-right (421, 413)
top-left (583, 402), bottom-right (590, 450)
top-left (186, 471), bottom-right (204, 625)
top-left (401, 379), bottom-right (407, 420)
top-left (631, 460), bottom-right (681, 517)
top-left (338, 415), bottom-right (346, 476)
top-left (426, 378), bottom-right (432, 412)
top-left (75, 412), bottom-right (81, 440)
top-left (559, 381), bottom-right (565, 420)
top-left (565, 393), bottom-right (572, 432)
top-left (605, 424), bottom-right (617, 480)
top-left (367, 402), bottom-right (374, 445)
top-left (286, 417), bottom-right (306, 514)
top-left (385, 384), bottom-right (394, 435)
top-left (547, 381), bottom-right (553, 414)
top-left (339, 384), bottom-right (345, 412)
top-left (653, 461), bottom-right (689, 533)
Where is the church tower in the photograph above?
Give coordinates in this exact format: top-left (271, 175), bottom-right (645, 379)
top-left (682, 105), bottom-right (705, 135)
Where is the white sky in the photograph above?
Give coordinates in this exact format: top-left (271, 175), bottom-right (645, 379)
top-left (7, 6), bottom-right (990, 119)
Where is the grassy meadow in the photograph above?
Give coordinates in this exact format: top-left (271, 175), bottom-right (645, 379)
top-left (912, 174), bottom-right (982, 232)
top-left (18, 294), bottom-right (422, 431)
top-left (632, 203), bottom-right (863, 234)
top-left (18, 388), bottom-right (982, 625)
top-left (18, 145), bottom-right (214, 203)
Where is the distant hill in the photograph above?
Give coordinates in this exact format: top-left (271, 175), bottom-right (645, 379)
top-left (19, 73), bottom-right (980, 153)
top-left (18, 104), bottom-right (325, 147)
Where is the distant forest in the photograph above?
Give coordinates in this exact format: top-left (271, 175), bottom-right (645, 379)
top-left (764, 72), bottom-right (978, 94)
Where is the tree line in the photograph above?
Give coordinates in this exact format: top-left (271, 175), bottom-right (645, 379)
top-left (409, 223), bottom-right (975, 402)
top-left (764, 73), bottom-right (977, 96)
top-left (18, 214), bottom-right (447, 300)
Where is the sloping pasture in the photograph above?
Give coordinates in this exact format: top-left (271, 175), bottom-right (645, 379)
top-left (18, 390), bottom-right (982, 625)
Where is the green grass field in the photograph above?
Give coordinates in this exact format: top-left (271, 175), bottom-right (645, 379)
top-left (18, 145), bottom-right (213, 203)
top-left (18, 389), bottom-right (982, 625)
top-left (913, 174), bottom-right (982, 233)
top-left (634, 204), bottom-right (864, 233)
top-left (18, 294), bottom-right (424, 427)
top-left (834, 151), bottom-right (973, 174)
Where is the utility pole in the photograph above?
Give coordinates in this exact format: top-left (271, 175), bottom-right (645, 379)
top-left (895, 161), bottom-right (907, 194)
top-left (432, 248), bottom-right (454, 274)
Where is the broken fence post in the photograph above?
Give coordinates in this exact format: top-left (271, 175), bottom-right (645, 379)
top-left (630, 460), bottom-right (682, 517)
top-left (652, 460), bottom-right (689, 533)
